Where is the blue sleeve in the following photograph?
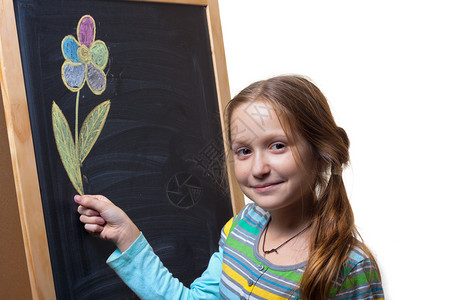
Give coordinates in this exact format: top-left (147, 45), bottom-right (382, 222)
top-left (107, 233), bottom-right (222, 300)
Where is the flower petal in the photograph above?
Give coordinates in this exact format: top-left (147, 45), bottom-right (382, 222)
top-left (61, 61), bottom-right (86, 92)
top-left (90, 40), bottom-right (108, 70)
top-left (77, 15), bottom-right (95, 48)
top-left (86, 62), bottom-right (106, 95)
top-left (61, 35), bottom-right (80, 63)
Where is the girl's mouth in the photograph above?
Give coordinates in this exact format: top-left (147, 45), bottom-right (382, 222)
top-left (252, 182), bottom-right (282, 192)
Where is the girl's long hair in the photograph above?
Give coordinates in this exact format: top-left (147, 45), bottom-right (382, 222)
top-left (225, 75), bottom-right (376, 299)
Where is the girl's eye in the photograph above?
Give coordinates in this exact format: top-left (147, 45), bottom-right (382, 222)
top-left (270, 143), bottom-right (285, 151)
top-left (236, 148), bottom-right (251, 156)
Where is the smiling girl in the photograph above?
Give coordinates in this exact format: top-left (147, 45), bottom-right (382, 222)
top-left (75, 75), bottom-right (384, 299)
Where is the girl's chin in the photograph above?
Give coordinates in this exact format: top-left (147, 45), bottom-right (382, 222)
top-left (245, 193), bottom-right (307, 212)
top-left (248, 197), bottom-right (285, 210)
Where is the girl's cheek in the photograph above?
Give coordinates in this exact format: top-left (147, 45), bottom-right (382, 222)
top-left (233, 160), bottom-right (248, 183)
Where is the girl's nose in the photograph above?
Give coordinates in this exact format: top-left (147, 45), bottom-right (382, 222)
top-left (252, 151), bottom-right (270, 178)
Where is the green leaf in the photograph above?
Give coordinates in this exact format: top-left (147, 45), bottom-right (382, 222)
top-left (52, 101), bottom-right (84, 195)
top-left (78, 100), bottom-right (110, 163)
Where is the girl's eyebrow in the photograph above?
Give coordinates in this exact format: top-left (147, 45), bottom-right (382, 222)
top-left (231, 134), bottom-right (288, 148)
top-left (267, 135), bottom-right (289, 141)
top-left (230, 140), bottom-right (246, 148)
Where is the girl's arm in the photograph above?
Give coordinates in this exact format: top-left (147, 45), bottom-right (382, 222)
top-left (75, 194), bottom-right (222, 299)
top-left (107, 233), bottom-right (222, 300)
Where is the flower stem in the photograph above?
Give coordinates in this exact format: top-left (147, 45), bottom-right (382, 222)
top-left (75, 90), bottom-right (84, 195)
top-left (75, 90), bottom-right (80, 163)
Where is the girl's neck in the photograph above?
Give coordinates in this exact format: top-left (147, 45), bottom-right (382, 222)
top-left (258, 196), bottom-right (315, 266)
top-left (267, 196), bottom-right (315, 237)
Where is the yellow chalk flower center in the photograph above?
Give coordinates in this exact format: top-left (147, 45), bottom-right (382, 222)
top-left (77, 45), bottom-right (91, 64)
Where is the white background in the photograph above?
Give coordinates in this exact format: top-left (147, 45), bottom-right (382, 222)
top-left (219, 1), bottom-right (450, 299)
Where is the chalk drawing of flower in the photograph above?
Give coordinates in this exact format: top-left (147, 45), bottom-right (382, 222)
top-left (52, 15), bottom-right (110, 195)
top-left (61, 15), bottom-right (108, 95)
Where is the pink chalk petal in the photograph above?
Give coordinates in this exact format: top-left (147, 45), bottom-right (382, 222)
top-left (77, 15), bottom-right (95, 47)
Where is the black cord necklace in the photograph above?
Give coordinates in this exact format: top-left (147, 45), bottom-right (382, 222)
top-left (262, 219), bottom-right (312, 255)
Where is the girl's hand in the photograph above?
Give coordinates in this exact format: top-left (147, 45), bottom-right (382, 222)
top-left (74, 194), bottom-right (140, 252)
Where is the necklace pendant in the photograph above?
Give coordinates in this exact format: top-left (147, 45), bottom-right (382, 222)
top-left (263, 248), bottom-right (278, 254)
top-left (261, 219), bottom-right (312, 257)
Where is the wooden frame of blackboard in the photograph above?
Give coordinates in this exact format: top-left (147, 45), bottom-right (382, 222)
top-left (0, 0), bottom-right (244, 299)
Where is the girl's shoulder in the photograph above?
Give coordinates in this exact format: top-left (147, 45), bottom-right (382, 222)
top-left (235, 202), bottom-right (270, 223)
top-left (221, 203), bottom-right (269, 240)
top-left (346, 244), bottom-right (374, 267)
top-left (342, 242), bottom-right (381, 281)
top-left (332, 243), bottom-right (383, 298)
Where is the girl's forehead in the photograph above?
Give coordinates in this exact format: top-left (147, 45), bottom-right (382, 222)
top-left (229, 100), bottom-right (310, 148)
top-left (230, 100), bottom-right (276, 127)
top-left (229, 101), bottom-right (285, 142)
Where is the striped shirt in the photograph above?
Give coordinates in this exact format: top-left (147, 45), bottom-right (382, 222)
top-left (107, 203), bottom-right (384, 300)
top-left (218, 203), bottom-right (384, 300)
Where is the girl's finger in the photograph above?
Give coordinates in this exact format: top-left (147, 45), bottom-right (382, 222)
top-left (91, 194), bottom-right (113, 204)
top-left (77, 205), bottom-right (100, 216)
top-left (74, 194), bottom-right (111, 213)
top-left (79, 214), bottom-right (105, 226)
top-left (84, 223), bottom-right (104, 234)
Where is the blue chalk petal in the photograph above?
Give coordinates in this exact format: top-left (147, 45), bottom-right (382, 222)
top-left (62, 62), bottom-right (85, 90)
top-left (62, 35), bottom-right (80, 63)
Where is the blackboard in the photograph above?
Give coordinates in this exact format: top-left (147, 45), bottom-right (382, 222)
top-left (0, 0), bottom-right (243, 299)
